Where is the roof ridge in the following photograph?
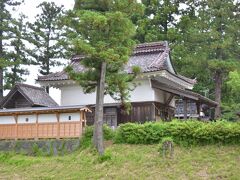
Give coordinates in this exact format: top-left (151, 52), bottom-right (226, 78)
top-left (136, 41), bottom-right (167, 47)
top-left (15, 83), bottom-right (45, 91)
top-left (133, 41), bottom-right (168, 55)
top-left (148, 47), bottom-right (170, 68)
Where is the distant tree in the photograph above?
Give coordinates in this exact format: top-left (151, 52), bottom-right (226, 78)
top-left (0, 0), bottom-right (23, 100)
top-left (4, 14), bottom-right (30, 89)
top-left (74, 0), bottom-right (144, 21)
top-left (168, 0), bottom-right (239, 118)
top-left (136, 0), bottom-right (181, 43)
top-left (27, 2), bottom-right (65, 93)
top-left (195, 0), bottom-right (239, 118)
top-left (171, 0), bottom-right (213, 93)
top-left (66, 0), bottom-right (141, 155)
top-left (134, 0), bottom-right (239, 119)
top-left (227, 71), bottom-right (240, 100)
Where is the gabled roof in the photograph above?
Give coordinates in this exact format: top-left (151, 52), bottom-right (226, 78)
top-left (0, 83), bottom-right (58, 108)
top-left (37, 41), bottom-right (196, 85)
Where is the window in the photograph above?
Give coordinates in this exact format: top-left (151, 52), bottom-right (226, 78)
top-left (25, 118), bottom-right (29, 122)
top-left (68, 116), bottom-right (71, 120)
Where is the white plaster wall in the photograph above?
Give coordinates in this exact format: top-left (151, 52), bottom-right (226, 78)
top-left (59, 113), bottom-right (80, 122)
top-left (0, 116), bottom-right (15, 124)
top-left (154, 89), bottom-right (165, 103)
top-left (129, 79), bottom-right (155, 102)
top-left (18, 115), bottom-right (36, 124)
top-left (170, 97), bottom-right (175, 107)
top-left (61, 85), bottom-right (96, 105)
top-left (154, 88), bottom-right (176, 107)
top-left (60, 79), bottom-right (155, 106)
top-left (38, 114), bottom-right (57, 123)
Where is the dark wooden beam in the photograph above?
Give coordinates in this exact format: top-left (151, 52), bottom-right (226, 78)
top-left (196, 102), bottom-right (201, 120)
top-left (166, 94), bottom-right (174, 105)
top-left (183, 99), bottom-right (188, 120)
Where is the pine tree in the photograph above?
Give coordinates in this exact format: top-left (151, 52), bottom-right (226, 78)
top-left (0, 0), bottom-right (23, 100)
top-left (195, 0), bottom-right (239, 118)
top-left (66, 0), bottom-right (141, 155)
top-left (136, 0), bottom-right (181, 43)
top-left (27, 2), bottom-right (65, 93)
top-left (172, 0), bottom-right (239, 118)
top-left (4, 14), bottom-right (30, 89)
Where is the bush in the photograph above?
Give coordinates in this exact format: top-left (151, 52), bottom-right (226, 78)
top-left (114, 120), bottom-right (240, 146)
top-left (81, 125), bottom-right (115, 148)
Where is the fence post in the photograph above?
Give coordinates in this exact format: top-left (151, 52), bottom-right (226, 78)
top-left (14, 114), bottom-right (18, 140)
top-left (80, 111), bottom-right (83, 137)
top-left (56, 113), bottom-right (60, 139)
top-left (35, 113), bottom-right (39, 140)
top-left (84, 111), bottom-right (87, 127)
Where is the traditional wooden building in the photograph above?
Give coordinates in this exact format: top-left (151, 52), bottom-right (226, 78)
top-left (37, 41), bottom-right (218, 127)
top-left (0, 83), bottom-right (58, 109)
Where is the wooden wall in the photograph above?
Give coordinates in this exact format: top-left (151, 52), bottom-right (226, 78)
top-left (4, 92), bottom-right (32, 109)
top-left (118, 102), bottom-right (155, 124)
top-left (86, 101), bottom-right (175, 126)
top-left (0, 111), bottom-right (87, 140)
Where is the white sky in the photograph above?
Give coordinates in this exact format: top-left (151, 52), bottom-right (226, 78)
top-left (6, 0), bottom-right (75, 104)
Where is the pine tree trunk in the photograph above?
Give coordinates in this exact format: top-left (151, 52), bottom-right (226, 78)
top-left (46, 31), bottom-right (50, 94)
top-left (93, 62), bottom-right (106, 155)
top-left (0, 28), bottom-right (3, 101)
top-left (0, 1), bottom-right (3, 101)
top-left (0, 67), bottom-right (3, 101)
top-left (214, 71), bottom-right (222, 119)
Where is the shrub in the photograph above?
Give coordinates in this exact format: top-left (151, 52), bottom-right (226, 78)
top-left (114, 120), bottom-right (240, 146)
top-left (81, 125), bottom-right (115, 148)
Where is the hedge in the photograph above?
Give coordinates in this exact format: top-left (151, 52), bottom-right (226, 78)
top-left (114, 120), bottom-right (240, 146)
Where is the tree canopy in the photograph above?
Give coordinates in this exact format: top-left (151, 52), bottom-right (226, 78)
top-left (65, 0), bottom-right (142, 154)
top-left (26, 1), bottom-right (66, 93)
top-left (0, 0), bottom-right (24, 100)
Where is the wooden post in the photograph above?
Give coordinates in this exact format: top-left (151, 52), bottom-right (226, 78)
top-left (196, 102), bottom-right (201, 120)
top-left (35, 114), bottom-right (39, 140)
top-left (14, 114), bottom-right (18, 140)
top-left (56, 113), bottom-right (60, 139)
top-left (84, 111), bottom-right (87, 127)
top-left (183, 99), bottom-right (188, 120)
top-left (80, 111), bottom-right (83, 137)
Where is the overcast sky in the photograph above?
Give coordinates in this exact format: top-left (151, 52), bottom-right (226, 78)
top-left (8, 0), bottom-right (75, 104)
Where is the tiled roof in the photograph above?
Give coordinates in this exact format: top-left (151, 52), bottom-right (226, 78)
top-left (37, 41), bottom-right (195, 84)
top-left (0, 83), bottom-right (58, 108)
top-left (0, 105), bottom-right (90, 115)
top-left (151, 80), bottom-right (218, 107)
top-left (176, 74), bottom-right (197, 85)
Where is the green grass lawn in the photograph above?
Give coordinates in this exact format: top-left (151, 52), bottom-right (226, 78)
top-left (0, 143), bottom-right (240, 179)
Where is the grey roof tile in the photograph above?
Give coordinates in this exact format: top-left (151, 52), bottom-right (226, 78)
top-left (0, 83), bottom-right (58, 108)
top-left (37, 41), bottom-right (195, 84)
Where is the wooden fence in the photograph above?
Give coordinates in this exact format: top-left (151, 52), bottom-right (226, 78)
top-left (0, 110), bottom-right (88, 140)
